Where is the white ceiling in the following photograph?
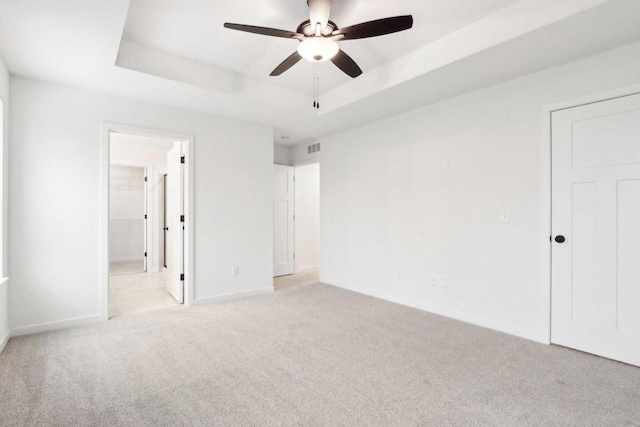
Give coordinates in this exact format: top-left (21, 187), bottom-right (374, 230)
top-left (1, 0), bottom-right (640, 146)
top-left (122, 0), bottom-right (518, 94)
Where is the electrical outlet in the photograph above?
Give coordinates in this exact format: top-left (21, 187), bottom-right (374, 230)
top-left (431, 274), bottom-right (438, 286)
top-left (232, 266), bottom-right (240, 276)
top-left (396, 270), bottom-right (403, 280)
top-left (397, 166), bottom-right (403, 176)
top-left (438, 276), bottom-right (449, 289)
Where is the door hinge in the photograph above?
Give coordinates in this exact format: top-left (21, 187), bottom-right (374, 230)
top-left (144, 252), bottom-right (147, 257)
top-left (180, 215), bottom-right (185, 222)
top-left (180, 273), bottom-right (184, 281)
top-left (144, 214), bottom-right (147, 220)
top-left (181, 156), bottom-right (185, 164)
top-left (144, 176), bottom-right (147, 182)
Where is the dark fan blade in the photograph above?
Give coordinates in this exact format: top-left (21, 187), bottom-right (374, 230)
top-left (330, 49), bottom-right (362, 78)
top-left (270, 52), bottom-right (303, 76)
top-left (308, 0), bottom-right (332, 33)
top-left (224, 23), bottom-right (303, 40)
top-left (333, 15), bottom-right (413, 40)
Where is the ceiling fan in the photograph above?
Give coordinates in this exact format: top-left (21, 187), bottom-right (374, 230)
top-left (223, 0), bottom-right (413, 78)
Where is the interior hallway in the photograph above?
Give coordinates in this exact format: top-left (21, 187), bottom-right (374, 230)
top-left (109, 267), bottom-right (179, 318)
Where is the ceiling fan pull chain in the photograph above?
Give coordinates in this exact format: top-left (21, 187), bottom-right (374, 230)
top-left (316, 64), bottom-right (320, 110)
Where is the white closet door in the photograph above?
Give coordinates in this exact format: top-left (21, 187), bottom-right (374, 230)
top-left (552, 93), bottom-right (640, 366)
top-left (273, 165), bottom-right (295, 277)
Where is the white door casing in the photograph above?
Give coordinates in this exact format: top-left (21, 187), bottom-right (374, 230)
top-left (143, 169), bottom-right (148, 272)
top-left (551, 93), bottom-right (640, 366)
top-left (274, 165), bottom-right (295, 277)
top-left (166, 145), bottom-right (184, 303)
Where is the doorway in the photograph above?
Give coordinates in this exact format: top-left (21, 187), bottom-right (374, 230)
top-left (109, 165), bottom-right (147, 276)
top-left (106, 131), bottom-right (186, 318)
top-left (273, 162), bottom-right (320, 291)
top-left (551, 92), bottom-right (640, 366)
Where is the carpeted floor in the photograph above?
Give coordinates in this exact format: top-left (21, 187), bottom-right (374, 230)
top-left (109, 270), bottom-right (179, 318)
top-left (1, 283), bottom-right (639, 426)
top-left (273, 267), bottom-right (319, 291)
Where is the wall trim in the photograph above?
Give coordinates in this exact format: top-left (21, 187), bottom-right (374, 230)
top-left (323, 278), bottom-right (548, 344)
top-left (295, 265), bottom-right (319, 273)
top-left (0, 331), bottom-right (8, 354)
top-left (293, 158), bottom-right (320, 167)
top-left (539, 83), bottom-right (640, 346)
top-left (10, 314), bottom-right (102, 338)
top-left (109, 257), bottom-right (145, 263)
top-left (194, 286), bottom-right (274, 305)
top-left (101, 123), bottom-right (196, 323)
top-left (0, 277), bottom-right (8, 354)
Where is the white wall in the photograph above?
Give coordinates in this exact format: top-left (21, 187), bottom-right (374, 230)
top-left (9, 77), bottom-right (273, 334)
top-left (274, 143), bottom-right (291, 166)
top-left (290, 142), bottom-right (320, 165)
top-left (109, 165), bottom-right (145, 264)
top-left (295, 163), bottom-right (320, 271)
top-left (319, 41), bottom-right (640, 343)
top-left (110, 136), bottom-right (173, 271)
top-left (0, 56), bottom-right (9, 351)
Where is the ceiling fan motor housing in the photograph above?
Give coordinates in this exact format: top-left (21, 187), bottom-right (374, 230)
top-left (296, 20), bottom-right (338, 36)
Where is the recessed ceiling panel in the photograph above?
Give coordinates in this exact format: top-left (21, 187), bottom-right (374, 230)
top-left (122, 0), bottom-right (519, 94)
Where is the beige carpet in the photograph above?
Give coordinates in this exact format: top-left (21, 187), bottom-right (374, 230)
top-left (109, 261), bottom-right (145, 276)
top-left (1, 283), bottom-right (639, 426)
top-left (109, 270), bottom-right (179, 318)
top-left (273, 267), bottom-right (319, 291)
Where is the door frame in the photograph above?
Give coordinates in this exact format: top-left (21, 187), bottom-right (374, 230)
top-left (540, 83), bottom-right (640, 345)
top-left (100, 122), bottom-right (195, 321)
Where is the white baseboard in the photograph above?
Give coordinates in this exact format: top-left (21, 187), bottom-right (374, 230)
top-left (0, 330), bottom-right (9, 354)
top-left (323, 278), bottom-right (547, 344)
top-left (194, 286), bottom-right (274, 305)
top-left (110, 258), bottom-right (144, 263)
top-left (0, 277), bottom-right (8, 354)
top-left (10, 314), bottom-right (102, 338)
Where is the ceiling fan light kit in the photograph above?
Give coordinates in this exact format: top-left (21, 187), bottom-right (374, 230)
top-left (297, 37), bottom-right (339, 62)
top-left (223, 0), bottom-right (413, 107)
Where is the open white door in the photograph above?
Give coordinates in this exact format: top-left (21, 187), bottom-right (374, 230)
top-left (274, 165), bottom-right (295, 277)
top-left (166, 144), bottom-right (184, 303)
top-left (143, 170), bottom-right (148, 272)
top-left (552, 93), bottom-right (640, 366)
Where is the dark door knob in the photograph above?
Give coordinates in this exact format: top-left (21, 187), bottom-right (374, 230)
top-left (555, 235), bottom-right (565, 243)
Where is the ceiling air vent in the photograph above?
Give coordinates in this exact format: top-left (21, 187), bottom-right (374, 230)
top-left (307, 143), bottom-right (321, 154)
